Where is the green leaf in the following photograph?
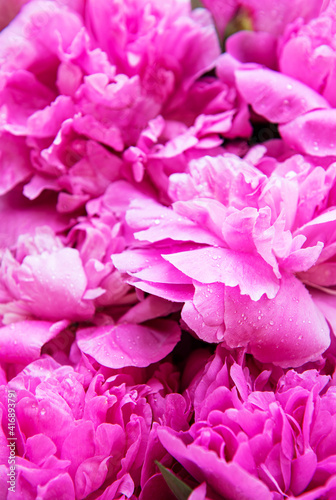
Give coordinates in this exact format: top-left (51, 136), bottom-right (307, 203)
top-left (155, 461), bottom-right (193, 500)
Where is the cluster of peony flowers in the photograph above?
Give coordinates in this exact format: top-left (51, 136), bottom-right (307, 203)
top-left (1, 0), bottom-right (336, 498)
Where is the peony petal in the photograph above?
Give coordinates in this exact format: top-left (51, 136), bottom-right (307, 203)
top-left (0, 134), bottom-right (32, 196)
top-left (127, 278), bottom-right (194, 302)
top-left (163, 247), bottom-right (279, 300)
top-left (36, 473), bottom-right (75, 500)
top-left (0, 320), bottom-right (68, 364)
top-left (290, 450), bottom-right (317, 496)
top-left (77, 320), bottom-right (181, 368)
top-left (112, 249), bottom-right (193, 285)
top-left (236, 68), bottom-right (329, 124)
top-left (279, 109), bottom-right (336, 157)
top-left (223, 274), bottom-right (330, 367)
top-left (17, 248), bottom-right (94, 321)
top-left (227, 31), bottom-right (277, 69)
top-left (157, 428), bottom-right (273, 500)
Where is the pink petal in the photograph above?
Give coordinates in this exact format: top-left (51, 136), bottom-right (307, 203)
top-left (26, 96), bottom-right (75, 138)
top-left (119, 296), bottom-right (181, 324)
top-left (223, 274), bottom-right (330, 367)
top-left (26, 434), bottom-right (57, 466)
top-left (290, 450), bottom-right (317, 496)
top-left (77, 320), bottom-right (181, 368)
top-left (112, 249), bottom-right (193, 285)
top-left (311, 291), bottom-right (336, 338)
top-left (182, 300), bottom-right (224, 343)
top-left (0, 191), bottom-right (69, 249)
top-left (128, 278), bottom-right (194, 302)
top-left (36, 473), bottom-right (75, 500)
top-left (227, 31), bottom-right (277, 69)
top-left (157, 428), bottom-right (273, 500)
top-left (0, 134), bottom-right (32, 196)
top-left (17, 248), bottom-right (94, 321)
top-left (235, 68), bottom-right (329, 124)
top-left (163, 247), bottom-right (279, 300)
top-left (0, 320), bottom-right (67, 364)
top-left (279, 109), bottom-right (336, 156)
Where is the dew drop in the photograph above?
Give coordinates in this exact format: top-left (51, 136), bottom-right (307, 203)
top-left (40, 408), bottom-right (46, 416)
top-left (269, 320), bottom-right (274, 326)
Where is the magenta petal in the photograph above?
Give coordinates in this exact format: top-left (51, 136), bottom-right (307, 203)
top-left (311, 291), bottom-right (336, 338)
top-left (163, 247), bottom-right (279, 300)
top-left (235, 68), bottom-right (329, 124)
top-left (139, 473), bottom-right (176, 500)
top-left (119, 296), bottom-right (181, 324)
top-left (36, 473), bottom-right (75, 500)
top-left (128, 278), bottom-right (194, 302)
top-left (112, 249), bottom-right (193, 285)
top-left (223, 274), bottom-right (330, 367)
top-left (227, 31), bottom-right (277, 69)
top-left (0, 134), bottom-right (32, 195)
top-left (0, 320), bottom-right (67, 364)
top-left (290, 450), bottom-right (317, 496)
top-left (77, 320), bottom-right (181, 368)
top-left (182, 300), bottom-right (224, 343)
top-left (26, 434), bottom-right (57, 466)
top-left (188, 482), bottom-right (207, 500)
top-left (279, 109), bottom-right (336, 156)
top-left (0, 192), bottom-right (69, 249)
top-left (157, 428), bottom-right (272, 500)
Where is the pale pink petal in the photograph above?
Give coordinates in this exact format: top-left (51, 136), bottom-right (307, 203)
top-left (163, 247), bottom-right (279, 300)
top-left (279, 109), bottom-right (336, 157)
top-left (16, 248), bottom-right (94, 321)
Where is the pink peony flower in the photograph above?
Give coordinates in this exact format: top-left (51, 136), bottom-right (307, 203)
top-left (112, 152), bottom-right (336, 367)
top-left (158, 345), bottom-right (336, 499)
top-left (0, 226), bottom-right (99, 324)
top-left (1, 355), bottom-right (190, 499)
top-left (279, 1), bottom-right (336, 107)
top-left (0, 0), bottom-right (220, 209)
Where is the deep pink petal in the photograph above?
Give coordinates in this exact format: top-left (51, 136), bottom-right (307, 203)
top-left (157, 428), bottom-right (273, 500)
top-left (36, 473), bottom-right (75, 500)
